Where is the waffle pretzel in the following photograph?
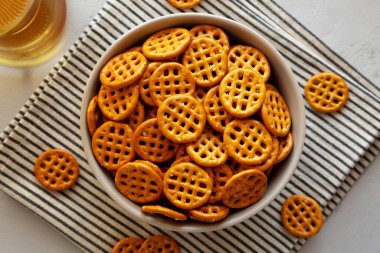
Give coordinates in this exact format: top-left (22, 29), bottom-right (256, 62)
top-left (149, 62), bottom-right (196, 106)
top-left (98, 84), bottom-right (139, 121)
top-left (100, 51), bottom-right (147, 89)
top-left (203, 86), bottom-right (233, 133)
top-left (228, 45), bottom-right (271, 82)
top-left (261, 90), bottom-right (291, 137)
top-left (206, 164), bottom-right (233, 203)
top-left (139, 235), bottom-right (180, 253)
top-left (132, 118), bottom-right (179, 163)
top-left (139, 62), bottom-right (164, 106)
top-left (224, 119), bottom-right (273, 165)
top-left (305, 72), bottom-right (349, 113)
top-left (186, 128), bottom-right (228, 167)
top-left (188, 204), bottom-right (230, 223)
top-left (171, 155), bottom-right (193, 167)
top-left (115, 161), bottom-right (163, 203)
top-left (141, 205), bottom-right (187, 221)
top-left (164, 162), bottom-right (212, 209)
top-left (134, 160), bottom-right (164, 180)
top-left (182, 37), bottom-right (228, 87)
top-left (111, 237), bottom-right (144, 253)
top-left (142, 28), bottom-right (191, 61)
top-left (281, 195), bottom-right (323, 238)
top-left (222, 169), bottom-right (267, 208)
top-left (219, 68), bottom-right (266, 117)
top-left (157, 94), bottom-right (206, 144)
top-left (190, 24), bottom-right (230, 53)
top-left (167, 0), bottom-right (201, 9)
top-left (123, 100), bottom-right (145, 131)
top-left (276, 132), bottom-right (294, 164)
top-left (92, 121), bottom-right (135, 170)
top-left (241, 137), bottom-right (279, 172)
top-left (87, 95), bottom-right (101, 136)
top-left (34, 149), bottom-right (79, 191)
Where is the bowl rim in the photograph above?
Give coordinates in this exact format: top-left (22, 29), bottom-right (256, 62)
top-left (80, 12), bottom-right (305, 232)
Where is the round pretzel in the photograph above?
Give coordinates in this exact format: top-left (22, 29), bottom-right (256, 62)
top-left (139, 235), bottom-right (180, 253)
top-left (115, 161), bottom-right (163, 203)
top-left (142, 28), bottom-right (191, 61)
top-left (132, 118), bottom-right (179, 163)
top-left (92, 121), bottom-right (135, 170)
top-left (100, 51), bottom-right (147, 89)
top-left (171, 155), bottom-right (193, 167)
top-left (34, 149), bottom-right (79, 191)
top-left (206, 164), bottom-right (233, 203)
top-left (276, 132), bottom-right (294, 164)
top-left (219, 68), bottom-right (266, 118)
top-left (222, 169), bottom-right (267, 208)
top-left (190, 24), bottom-right (230, 53)
top-left (182, 37), bottom-right (228, 87)
top-left (111, 237), bottom-right (144, 253)
top-left (123, 100), bottom-right (145, 131)
top-left (157, 94), bottom-right (206, 144)
top-left (139, 62), bottom-right (164, 106)
top-left (87, 95), bottom-right (101, 136)
top-left (305, 72), bottom-right (349, 113)
top-left (240, 136), bottom-right (279, 172)
top-left (228, 45), bottom-right (271, 82)
top-left (188, 204), bottom-right (230, 223)
top-left (98, 84), bottom-right (139, 121)
top-left (261, 90), bottom-right (291, 137)
top-left (281, 195), bottom-right (323, 238)
top-left (133, 160), bottom-right (164, 180)
top-left (186, 128), bottom-right (228, 167)
top-left (223, 119), bottom-right (273, 165)
top-left (149, 62), bottom-right (196, 106)
top-left (141, 205), bottom-right (187, 221)
top-left (167, 0), bottom-right (201, 9)
top-left (163, 162), bottom-right (212, 209)
top-left (203, 86), bottom-right (233, 133)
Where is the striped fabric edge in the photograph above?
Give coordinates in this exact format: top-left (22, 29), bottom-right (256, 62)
top-left (0, 1), bottom-right (378, 253)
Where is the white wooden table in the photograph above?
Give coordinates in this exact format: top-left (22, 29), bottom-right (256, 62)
top-left (0, 1), bottom-right (379, 252)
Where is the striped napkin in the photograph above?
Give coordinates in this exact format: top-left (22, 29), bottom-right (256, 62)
top-left (1, 1), bottom-right (379, 252)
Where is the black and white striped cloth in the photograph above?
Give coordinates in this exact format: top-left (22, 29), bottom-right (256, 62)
top-left (0, 1), bottom-right (379, 252)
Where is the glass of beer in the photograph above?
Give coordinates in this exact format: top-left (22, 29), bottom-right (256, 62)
top-left (0, 0), bottom-right (66, 67)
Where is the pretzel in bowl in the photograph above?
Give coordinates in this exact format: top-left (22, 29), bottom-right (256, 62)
top-left (123, 100), bottom-right (145, 131)
top-left (139, 62), bottom-right (164, 106)
top-left (305, 72), bottom-right (349, 113)
top-left (188, 204), bottom-right (230, 223)
top-left (228, 45), bottom-right (271, 82)
top-left (190, 24), bottom-right (230, 53)
top-left (222, 169), bottom-right (267, 208)
top-left (223, 119), bottom-right (273, 165)
top-left (186, 127), bottom-right (228, 167)
top-left (134, 159), bottom-right (164, 180)
top-left (276, 132), bottom-right (294, 164)
top-left (100, 51), bottom-right (147, 89)
top-left (87, 95), bottom-right (101, 136)
top-left (203, 86), bottom-right (234, 133)
top-left (261, 90), bottom-right (291, 137)
top-left (115, 161), bottom-right (163, 203)
top-left (281, 195), bottom-right (323, 238)
top-left (141, 205), bottom-right (187, 221)
top-left (34, 149), bottom-right (79, 191)
top-left (163, 162), bottom-right (212, 209)
top-left (132, 118), bottom-right (179, 163)
top-left (182, 37), bottom-right (228, 87)
top-left (219, 68), bottom-right (266, 117)
top-left (206, 164), bottom-right (233, 203)
top-left (97, 84), bottom-right (139, 121)
top-left (142, 28), bottom-right (191, 61)
top-left (157, 94), bottom-right (206, 143)
top-left (240, 136), bottom-right (279, 172)
top-left (149, 62), bottom-right (196, 106)
top-left (92, 121), bottom-right (135, 170)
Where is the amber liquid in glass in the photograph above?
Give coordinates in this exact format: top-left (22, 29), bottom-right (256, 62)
top-left (0, 0), bottom-right (66, 67)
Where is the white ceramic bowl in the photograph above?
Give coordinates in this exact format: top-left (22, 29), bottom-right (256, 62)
top-left (80, 13), bottom-right (305, 232)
